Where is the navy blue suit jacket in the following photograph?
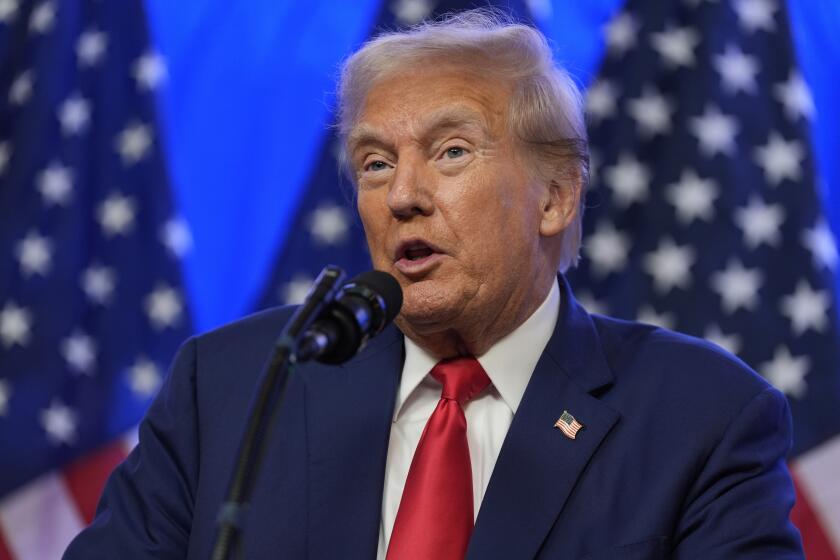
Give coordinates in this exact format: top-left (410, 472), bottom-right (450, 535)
top-left (65, 277), bottom-right (803, 558)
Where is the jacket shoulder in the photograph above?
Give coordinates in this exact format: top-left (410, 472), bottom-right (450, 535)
top-left (589, 313), bottom-right (777, 408)
top-left (192, 306), bottom-right (297, 361)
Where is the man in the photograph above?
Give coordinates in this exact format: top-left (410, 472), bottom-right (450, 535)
top-left (65, 11), bottom-right (804, 559)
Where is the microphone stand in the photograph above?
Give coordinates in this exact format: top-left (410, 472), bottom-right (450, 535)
top-left (210, 265), bottom-right (346, 560)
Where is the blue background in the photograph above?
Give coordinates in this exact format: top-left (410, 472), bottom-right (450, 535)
top-left (143, 0), bottom-right (839, 333)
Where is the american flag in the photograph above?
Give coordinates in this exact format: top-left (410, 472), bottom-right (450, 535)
top-left (0, 0), bottom-right (191, 558)
top-left (554, 410), bottom-right (584, 440)
top-left (565, 0), bottom-right (840, 557)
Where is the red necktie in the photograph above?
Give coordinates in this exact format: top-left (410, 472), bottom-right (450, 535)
top-left (386, 357), bottom-right (492, 560)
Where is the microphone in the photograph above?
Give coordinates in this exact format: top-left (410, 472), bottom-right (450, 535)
top-left (211, 267), bottom-right (401, 559)
top-left (296, 270), bottom-right (403, 364)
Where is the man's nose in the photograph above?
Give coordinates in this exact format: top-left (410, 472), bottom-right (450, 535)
top-left (387, 154), bottom-right (433, 219)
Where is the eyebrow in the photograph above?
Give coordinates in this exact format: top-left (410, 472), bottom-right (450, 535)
top-left (347, 104), bottom-right (494, 157)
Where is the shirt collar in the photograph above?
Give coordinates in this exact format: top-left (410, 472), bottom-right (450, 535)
top-left (395, 278), bottom-right (561, 419)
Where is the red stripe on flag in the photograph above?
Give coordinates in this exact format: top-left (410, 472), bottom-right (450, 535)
top-left (61, 440), bottom-right (129, 524)
top-left (0, 528), bottom-right (13, 560)
top-left (791, 471), bottom-right (839, 560)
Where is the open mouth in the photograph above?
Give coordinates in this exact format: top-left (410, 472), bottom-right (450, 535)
top-left (394, 239), bottom-right (443, 273)
top-left (402, 243), bottom-right (435, 261)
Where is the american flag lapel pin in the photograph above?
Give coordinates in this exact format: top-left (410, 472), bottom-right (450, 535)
top-left (554, 410), bottom-right (584, 440)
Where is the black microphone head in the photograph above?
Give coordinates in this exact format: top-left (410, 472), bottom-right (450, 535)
top-left (310, 270), bottom-right (403, 364)
top-left (345, 270), bottom-right (403, 325)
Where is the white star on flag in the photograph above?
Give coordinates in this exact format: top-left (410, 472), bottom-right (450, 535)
top-left (37, 162), bottom-right (74, 206)
top-left (144, 284), bottom-right (183, 330)
top-left (391, 0), bottom-right (433, 25)
top-left (650, 25), bottom-right (700, 68)
top-left (643, 238), bottom-right (696, 294)
top-left (280, 274), bottom-right (314, 305)
top-left (637, 305), bottom-right (676, 330)
top-left (129, 357), bottom-right (162, 398)
top-left (585, 80), bottom-right (619, 122)
top-left (0, 379), bottom-right (10, 416)
top-left (61, 331), bottom-right (97, 375)
top-left (9, 71), bottom-right (33, 105)
top-left (689, 105), bottom-right (738, 157)
top-left (711, 259), bottom-right (764, 314)
top-left (604, 12), bottom-right (639, 56)
top-left (780, 280), bottom-right (830, 335)
top-left (802, 220), bottom-right (838, 271)
top-left (704, 325), bottom-right (743, 356)
top-left (133, 51), bottom-right (168, 90)
top-left (0, 301), bottom-right (32, 348)
top-left (734, 0), bottom-right (777, 33)
top-left (15, 231), bottom-right (53, 277)
top-left (665, 170), bottom-right (718, 224)
top-left (29, 1), bottom-right (54, 33)
top-left (309, 204), bottom-right (350, 246)
top-left (160, 217), bottom-right (193, 258)
top-left (761, 345), bottom-right (809, 398)
top-left (754, 132), bottom-right (803, 185)
top-left (774, 71), bottom-right (815, 121)
top-left (80, 264), bottom-right (116, 305)
top-left (734, 196), bottom-right (785, 248)
top-left (714, 44), bottom-right (759, 94)
top-left (0, 0), bottom-right (19, 23)
top-left (583, 221), bottom-right (631, 277)
top-left (604, 154), bottom-right (651, 207)
top-left (98, 192), bottom-right (137, 237)
top-left (116, 122), bottom-right (153, 165)
top-left (77, 29), bottom-right (107, 66)
top-left (628, 87), bottom-right (673, 136)
top-left (40, 400), bottom-right (78, 445)
top-left (58, 94), bottom-right (91, 136)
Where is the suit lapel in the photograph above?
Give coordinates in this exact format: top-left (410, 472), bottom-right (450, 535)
top-left (468, 277), bottom-right (621, 559)
top-left (304, 324), bottom-right (403, 560)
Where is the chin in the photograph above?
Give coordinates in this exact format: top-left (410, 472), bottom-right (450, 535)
top-left (396, 281), bottom-right (464, 331)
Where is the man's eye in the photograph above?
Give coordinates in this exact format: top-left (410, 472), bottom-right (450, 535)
top-left (364, 160), bottom-right (388, 172)
top-left (444, 147), bottom-right (466, 159)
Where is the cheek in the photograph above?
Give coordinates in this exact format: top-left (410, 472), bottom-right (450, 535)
top-left (454, 179), bottom-right (541, 272)
top-left (357, 192), bottom-right (387, 243)
top-left (436, 186), bottom-right (508, 275)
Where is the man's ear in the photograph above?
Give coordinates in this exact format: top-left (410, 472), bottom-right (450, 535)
top-left (539, 170), bottom-right (581, 237)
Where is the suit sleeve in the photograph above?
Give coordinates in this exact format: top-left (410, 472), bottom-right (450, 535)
top-left (673, 386), bottom-right (804, 559)
top-left (63, 337), bottom-right (200, 559)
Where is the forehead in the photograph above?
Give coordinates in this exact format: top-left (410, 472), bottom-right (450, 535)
top-left (349, 66), bottom-right (510, 145)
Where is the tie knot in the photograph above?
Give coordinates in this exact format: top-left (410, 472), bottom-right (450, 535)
top-left (430, 357), bottom-right (491, 404)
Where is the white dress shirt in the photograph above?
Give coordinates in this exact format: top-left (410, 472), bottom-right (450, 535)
top-left (376, 279), bottom-right (561, 558)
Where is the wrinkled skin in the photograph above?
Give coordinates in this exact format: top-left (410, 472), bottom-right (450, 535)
top-left (349, 65), bottom-right (577, 358)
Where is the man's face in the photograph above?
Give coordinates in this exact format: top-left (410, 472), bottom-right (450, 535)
top-left (350, 66), bottom-right (555, 340)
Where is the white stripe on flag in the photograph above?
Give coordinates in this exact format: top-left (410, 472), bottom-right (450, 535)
top-left (792, 434), bottom-right (840, 555)
top-left (0, 472), bottom-right (85, 559)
